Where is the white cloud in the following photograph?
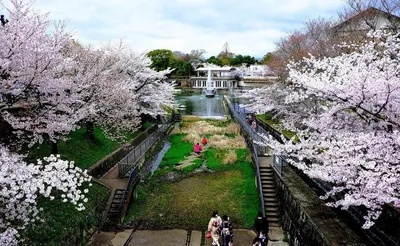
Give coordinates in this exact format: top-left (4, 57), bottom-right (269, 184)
top-left (2, 0), bottom-right (347, 57)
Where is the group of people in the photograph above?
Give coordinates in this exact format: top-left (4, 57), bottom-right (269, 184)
top-left (245, 115), bottom-right (257, 130)
top-left (207, 211), bottom-right (234, 246)
top-left (194, 136), bottom-right (208, 156)
top-left (207, 211), bottom-right (270, 246)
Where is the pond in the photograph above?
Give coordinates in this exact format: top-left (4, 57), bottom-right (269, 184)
top-left (175, 93), bottom-right (226, 116)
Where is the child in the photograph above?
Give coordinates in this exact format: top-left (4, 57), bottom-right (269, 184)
top-left (194, 143), bottom-right (202, 155)
top-left (202, 136), bottom-right (208, 146)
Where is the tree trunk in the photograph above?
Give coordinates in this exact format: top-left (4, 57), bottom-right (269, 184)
top-left (51, 141), bottom-right (58, 154)
top-left (86, 121), bottom-right (94, 140)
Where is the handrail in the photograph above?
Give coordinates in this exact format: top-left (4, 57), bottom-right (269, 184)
top-left (253, 144), bottom-right (266, 218)
top-left (224, 96), bottom-right (266, 217)
top-left (117, 123), bottom-right (171, 177)
top-left (117, 122), bottom-right (172, 223)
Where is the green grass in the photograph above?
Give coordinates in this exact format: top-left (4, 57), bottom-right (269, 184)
top-left (223, 133), bottom-right (236, 138)
top-left (205, 119), bottom-right (232, 127)
top-left (124, 120), bottom-right (259, 230)
top-left (20, 124), bottom-right (149, 245)
top-left (204, 148), bottom-right (250, 171)
top-left (182, 158), bottom-right (203, 173)
top-left (26, 126), bottom-right (144, 169)
top-left (256, 114), bottom-right (297, 141)
top-left (21, 182), bottom-right (109, 246)
top-left (124, 161), bottom-right (259, 229)
top-left (159, 134), bottom-right (193, 168)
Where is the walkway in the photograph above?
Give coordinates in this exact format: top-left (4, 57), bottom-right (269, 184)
top-left (100, 164), bottom-right (128, 189)
top-left (88, 228), bottom-right (288, 246)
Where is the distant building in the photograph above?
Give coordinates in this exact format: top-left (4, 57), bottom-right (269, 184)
top-left (332, 7), bottom-right (400, 37)
top-left (190, 65), bottom-right (278, 90)
top-left (191, 67), bottom-right (238, 89)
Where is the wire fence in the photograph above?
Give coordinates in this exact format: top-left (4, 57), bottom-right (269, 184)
top-left (117, 123), bottom-right (171, 178)
top-left (225, 96), bottom-right (286, 177)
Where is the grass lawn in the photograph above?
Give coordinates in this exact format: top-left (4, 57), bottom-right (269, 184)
top-left (159, 134), bottom-right (193, 168)
top-left (26, 125), bottom-right (147, 169)
top-left (125, 118), bottom-right (259, 230)
top-left (20, 124), bottom-right (151, 245)
top-left (256, 114), bottom-right (297, 140)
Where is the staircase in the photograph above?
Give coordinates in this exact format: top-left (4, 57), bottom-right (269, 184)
top-left (173, 113), bottom-right (182, 122)
top-left (105, 189), bottom-right (128, 225)
top-left (259, 157), bottom-right (281, 227)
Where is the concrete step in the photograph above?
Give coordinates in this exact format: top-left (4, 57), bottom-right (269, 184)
top-left (263, 193), bottom-right (277, 198)
top-left (260, 172), bottom-right (274, 177)
top-left (261, 180), bottom-right (274, 185)
top-left (266, 215), bottom-right (280, 223)
top-left (115, 189), bottom-right (127, 194)
top-left (189, 231), bottom-right (202, 246)
top-left (260, 169), bottom-right (273, 173)
top-left (265, 201), bottom-right (279, 207)
top-left (265, 207), bottom-right (279, 212)
top-left (269, 222), bottom-right (281, 227)
top-left (262, 185), bottom-right (275, 191)
top-left (266, 210), bottom-right (280, 217)
top-left (263, 188), bottom-right (276, 194)
top-left (264, 197), bottom-right (278, 204)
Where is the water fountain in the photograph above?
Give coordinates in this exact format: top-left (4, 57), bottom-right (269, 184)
top-left (203, 69), bottom-right (215, 97)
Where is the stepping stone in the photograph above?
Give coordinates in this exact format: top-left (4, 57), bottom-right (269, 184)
top-left (189, 231), bottom-right (202, 246)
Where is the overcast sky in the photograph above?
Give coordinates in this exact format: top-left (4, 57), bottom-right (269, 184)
top-left (3, 0), bottom-right (347, 57)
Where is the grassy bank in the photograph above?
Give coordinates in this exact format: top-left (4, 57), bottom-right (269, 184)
top-left (256, 113), bottom-right (297, 140)
top-left (125, 117), bottom-right (259, 230)
top-left (21, 123), bottom-right (151, 245)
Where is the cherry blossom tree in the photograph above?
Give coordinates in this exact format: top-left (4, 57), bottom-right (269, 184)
top-left (65, 43), bottom-right (175, 140)
top-left (0, 0), bottom-right (81, 148)
top-left (0, 145), bottom-right (92, 244)
top-left (245, 31), bottom-right (400, 228)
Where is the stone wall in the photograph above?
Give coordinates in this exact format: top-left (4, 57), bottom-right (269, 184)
top-left (275, 165), bottom-right (366, 246)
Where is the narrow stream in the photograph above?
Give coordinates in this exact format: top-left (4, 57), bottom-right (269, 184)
top-left (150, 140), bottom-right (171, 174)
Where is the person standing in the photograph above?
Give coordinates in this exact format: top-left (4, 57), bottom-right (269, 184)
top-left (254, 212), bottom-right (269, 237)
top-left (251, 119), bottom-right (257, 130)
top-left (252, 230), bottom-right (268, 246)
top-left (219, 215), bottom-right (233, 246)
top-left (207, 210), bottom-right (222, 246)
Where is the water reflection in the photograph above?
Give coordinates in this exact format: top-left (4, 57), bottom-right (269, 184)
top-left (175, 94), bottom-right (225, 116)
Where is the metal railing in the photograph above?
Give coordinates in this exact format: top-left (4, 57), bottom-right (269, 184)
top-left (117, 123), bottom-right (171, 178)
top-left (252, 143), bottom-right (266, 218)
top-left (225, 96), bottom-right (267, 217)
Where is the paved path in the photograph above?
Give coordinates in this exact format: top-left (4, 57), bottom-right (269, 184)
top-left (88, 229), bottom-right (288, 246)
top-left (99, 164), bottom-right (128, 189)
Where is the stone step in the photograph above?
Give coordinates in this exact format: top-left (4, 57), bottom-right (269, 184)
top-left (115, 189), bottom-right (127, 194)
top-left (263, 193), bottom-right (277, 198)
top-left (113, 195), bottom-right (126, 199)
top-left (265, 201), bottom-right (279, 207)
top-left (261, 184), bottom-right (276, 192)
top-left (261, 181), bottom-right (275, 190)
top-left (261, 178), bottom-right (274, 183)
top-left (269, 222), bottom-right (281, 228)
top-left (264, 197), bottom-right (278, 203)
top-left (266, 216), bottom-right (280, 223)
top-left (260, 169), bottom-right (273, 173)
top-left (266, 210), bottom-right (279, 217)
top-left (263, 188), bottom-right (276, 194)
top-left (111, 199), bottom-right (126, 204)
top-left (109, 208), bottom-right (121, 213)
top-left (260, 172), bottom-right (273, 176)
top-left (265, 206), bottom-right (279, 212)
top-left (261, 180), bottom-right (274, 185)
